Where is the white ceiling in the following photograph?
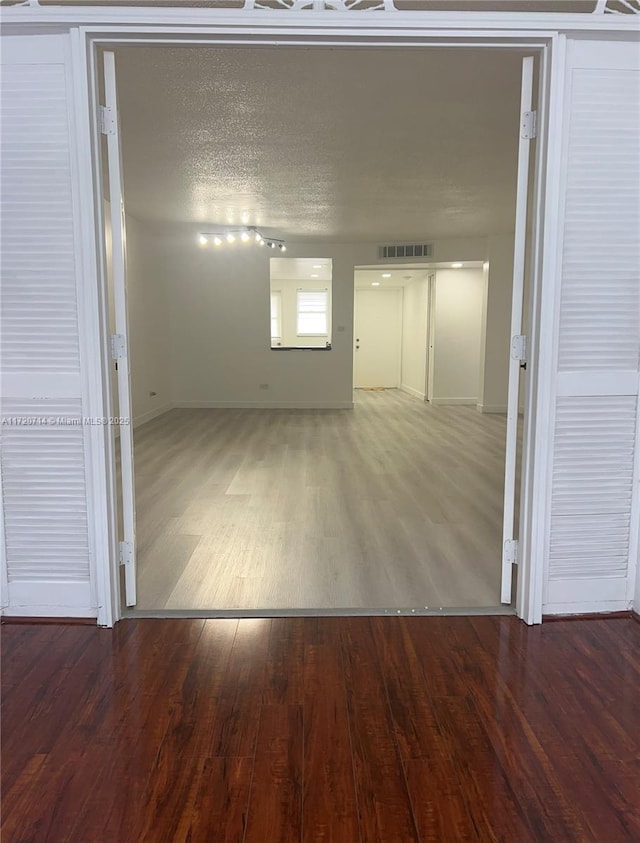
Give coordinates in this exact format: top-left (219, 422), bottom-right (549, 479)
top-left (115, 45), bottom-right (531, 242)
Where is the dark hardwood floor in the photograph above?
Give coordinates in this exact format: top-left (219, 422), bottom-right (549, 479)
top-left (2, 616), bottom-right (639, 842)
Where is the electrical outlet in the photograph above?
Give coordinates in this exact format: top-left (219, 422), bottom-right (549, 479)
top-left (259, 383), bottom-right (269, 390)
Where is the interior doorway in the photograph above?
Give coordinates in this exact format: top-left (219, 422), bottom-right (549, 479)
top-left (97, 43), bottom-right (539, 615)
top-left (354, 288), bottom-right (403, 388)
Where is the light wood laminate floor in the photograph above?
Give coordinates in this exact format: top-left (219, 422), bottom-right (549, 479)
top-left (133, 390), bottom-right (509, 610)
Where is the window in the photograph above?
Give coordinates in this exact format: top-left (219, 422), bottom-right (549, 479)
top-left (297, 289), bottom-right (329, 336)
top-left (270, 291), bottom-right (282, 342)
top-left (269, 258), bottom-right (332, 349)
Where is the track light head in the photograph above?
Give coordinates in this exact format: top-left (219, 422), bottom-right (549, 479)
top-left (198, 229), bottom-right (285, 252)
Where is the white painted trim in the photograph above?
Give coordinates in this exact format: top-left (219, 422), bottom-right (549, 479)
top-left (626, 383), bottom-right (640, 605)
top-left (476, 404), bottom-right (507, 414)
top-left (0, 470), bottom-right (9, 612)
top-left (66, 29), bottom-right (101, 622)
top-left (1, 6), bottom-right (638, 33)
top-left (429, 397), bottom-right (477, 406)
top-left (400, 384), bottom-right (426, 402)
top-left (133, 403), bottom-right (174, 429)
top-left (175, 401), bottom-right (354, 410)
top-left (103, 51), bottom-right (138, 610)
top-left (543, 601), bottom-right (632, 617)
top-left (6, 581), bottom-right (96, 617)
top-left (501, 54), bottom-right (535, 605)
top-left (546, 576), bottom-right (632, 607)
top-left (70, 28), bottom-right (120, 628)
top-left (516, 33), bottom-right (566, 626)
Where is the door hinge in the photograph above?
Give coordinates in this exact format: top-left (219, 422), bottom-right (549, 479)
top-left (110, 333), bottom-right (127, 360)
top-left (511, 334), bottom-right (528, 364)
top-left (503, 539), bottom-right (519, 566)
top-left (521, 110), bottom-right (537, 140)
top-left (99, 105), bottom-right (116, 136)
top-left (119, 541), bottom-right (133, 568)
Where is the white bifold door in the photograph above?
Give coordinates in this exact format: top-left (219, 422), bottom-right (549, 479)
top-left (102, 51), bottom-right (137, 607)
top-left (500, 56), bottom-right (536, 604)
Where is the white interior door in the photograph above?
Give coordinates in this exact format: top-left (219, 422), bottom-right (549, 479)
top-left (354, 288), bottom-right (402, 388)
top-left (103, 51), bottom-right (137, 607)
top-left (501, 56), bottom-right (535, 604)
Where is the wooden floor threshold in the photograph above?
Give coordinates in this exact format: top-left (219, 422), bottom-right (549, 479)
top-left (123, 604), bottom-right (517, 620)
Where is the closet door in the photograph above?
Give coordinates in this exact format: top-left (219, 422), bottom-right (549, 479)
top-left (0, 34), bottom-right (93, 617)
top-left (544, 40), bottom-right (640, 613)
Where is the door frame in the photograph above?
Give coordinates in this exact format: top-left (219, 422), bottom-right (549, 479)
top-left (9, 7), bottom-right (584, 625)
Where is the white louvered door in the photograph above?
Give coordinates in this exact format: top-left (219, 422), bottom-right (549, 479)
top-left (545, 40), bottom-right (640, 612)
top-left (501, 56), bottom-right (535, 604)
top-left (0, 34), bottom-right (94, 615)
top-left (102, 52), bottom-right (137, 607)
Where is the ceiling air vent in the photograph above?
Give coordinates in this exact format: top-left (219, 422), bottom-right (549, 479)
top-left (378, 243), bottom-right (433, 260)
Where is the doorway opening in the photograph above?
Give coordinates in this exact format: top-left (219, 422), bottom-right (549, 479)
top-left (97, 42), bottom-right (540, 616)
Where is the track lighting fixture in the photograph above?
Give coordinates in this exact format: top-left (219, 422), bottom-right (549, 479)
top-left (198, 227), bottom-right (286, 252)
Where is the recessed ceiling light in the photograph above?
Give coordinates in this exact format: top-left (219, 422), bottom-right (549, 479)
top-left (451, 262), bottom-right (463, 268)
top-left (311, 274), bottom-right (319, 278)
top-left (382, 273), bottom-right (392, 278)
top-left (372, 282), bottom-right (380, 286)
top-left (313, 264), bottom-right (322, 269)
top-left (213, 236), bottom-right (222, 246)
top-left (226, 233), bottom-right (235, 243)
top-left (240, 231), bottom-right (250, 242)
top-left (199, 235), bottom-right (208, 246)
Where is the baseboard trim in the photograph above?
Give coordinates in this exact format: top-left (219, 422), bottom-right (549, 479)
top-left (133, 403), bottom-right (174, 429)
top-left (174, 400), bottom-right (354, 410)
top-left (400, 384), bottom-right (426, 401)
top-left (476, 403), bottom-right (508, 414)
top-left (543, 609), bottom-right (633, 622)
top-left (429, 397), bottom-right (477, 406)
top-left (542, 600), bottom-right (633, 616)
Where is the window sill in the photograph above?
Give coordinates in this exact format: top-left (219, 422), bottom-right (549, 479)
top-left (270, 345), bottom-right (332, 351)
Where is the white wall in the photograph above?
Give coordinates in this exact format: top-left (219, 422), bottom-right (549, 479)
top-left (105, 206), bottom-right (172, 426)
top-left (400, 276), bottom-right (429, 400)
top-left (126, 215), bottom-right (172, 426)
top-left (270, 276), bottom-right (331, 349)
top-left (146, 227), bottom-right (486, 409)
top-left (430, 268), bottom-right (484, 405)
top-left (477, 234), bottom-right (514, 413)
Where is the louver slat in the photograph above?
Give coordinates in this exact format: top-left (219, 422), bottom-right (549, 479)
top-left (0, 37), bottom-right (92, 613)
top-left (547, 47), bottom-right (640, 611)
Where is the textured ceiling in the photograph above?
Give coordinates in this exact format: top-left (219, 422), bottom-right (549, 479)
top-left (115, 45), bottom-right (531, 241)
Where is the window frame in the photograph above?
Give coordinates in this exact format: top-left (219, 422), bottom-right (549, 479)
top-left (270, 289), bottom-right (282, 343)
top-left (296, 288), bottom-right (330, 337)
